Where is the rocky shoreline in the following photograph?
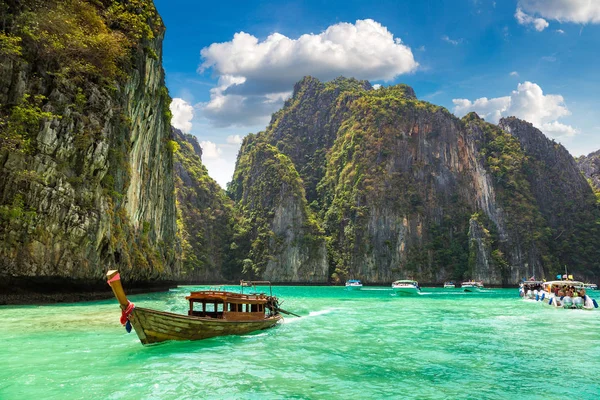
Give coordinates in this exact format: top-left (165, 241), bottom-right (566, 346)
top-left (0, 277), bottom-right (177, 306)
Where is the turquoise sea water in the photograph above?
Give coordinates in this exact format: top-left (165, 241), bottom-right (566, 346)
top-left (1, 286), bottom-right (599, 399)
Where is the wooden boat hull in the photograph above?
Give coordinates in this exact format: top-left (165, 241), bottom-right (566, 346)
top-left (129, 307), bottom-right (282, 345)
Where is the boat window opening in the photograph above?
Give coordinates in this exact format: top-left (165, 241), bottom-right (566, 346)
top-left (251, 304), bottom-right (258, 312)
top-left (217, 303), bottom-right (223, 312)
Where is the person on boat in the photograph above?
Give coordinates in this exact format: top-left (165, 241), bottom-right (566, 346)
top-left (554, 290), bottom-right (565, 307)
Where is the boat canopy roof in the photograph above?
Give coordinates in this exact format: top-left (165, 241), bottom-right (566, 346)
top-left (393, 280), bottom-right (418, 284)
top-left (186, 290), bottom-right (268, 304)
top-left (522, 281), bottom-right (544, 285)
top-left (542, 280), bottom-right (584, 287)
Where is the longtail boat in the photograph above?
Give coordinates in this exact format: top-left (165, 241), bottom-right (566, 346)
top-left (106, 270), bottom-right (294, 345)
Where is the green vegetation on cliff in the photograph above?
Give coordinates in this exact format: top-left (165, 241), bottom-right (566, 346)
top-left (464, 113), bottom-right (556, 280)
top-left (173, 128), bottom-right (237, 281)
top-left (0, 0), bottom-right (177, 280)
top-left (228, 134), bottom-right (326, 281)
top-left (318, 84), bottom-right (467, 282)
top-left (232, 76), bottom-right (600, 284)
top-left (264, 76), bottom-right (372, 203)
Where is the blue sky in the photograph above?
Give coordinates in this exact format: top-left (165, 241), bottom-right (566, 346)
top-left (154, 0), bottom-right (600, 187)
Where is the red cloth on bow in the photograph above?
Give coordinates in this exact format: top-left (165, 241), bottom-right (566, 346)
top-left (120, 301), bottom-right (135, 325)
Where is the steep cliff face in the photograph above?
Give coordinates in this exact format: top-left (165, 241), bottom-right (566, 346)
top-left (228, 135), bottom-right (328, 282)
top-left (318, 93), bottom-right (549, 284)
top-left (173, 127), bottom-right (236, 281)
top-left (232, 77), bottom-right (600, 284)
top-left (0, 0), bottom-right (178, 283)
top-left (499, 118), bottom-right (600, 278)
top-left (463, 115), bottom-right (555, 284)
top-left (577, 149), bottom-right (600, 191)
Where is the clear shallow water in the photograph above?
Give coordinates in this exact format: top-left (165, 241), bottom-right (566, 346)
top-left (1, 287), bottom-right (599, 399)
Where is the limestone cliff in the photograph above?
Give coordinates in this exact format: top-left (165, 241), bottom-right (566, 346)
top-left (0, 0), bottom-right (178, 285)
top-left (266, 77), bottom-right (372, 202)
top-left (228, 135), bottom-right (328, 282)
top-left (232, 77), bottom-right (600, 284)
top-left (577, 149), bottom-right (600, 191)
top-left (173, 127), bottom-right (236, 281)
top-left (499, 118), bottom-right (600, 278)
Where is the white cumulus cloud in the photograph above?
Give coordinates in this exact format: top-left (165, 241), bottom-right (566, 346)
top-left (198, 19), bottom-right (418, 127)
top-left (515, 8), bottom-right (549, 31)
top-left (226, 135), bottom-right (243, 144)
top-left (199, 141), bottom-right (222, 160)
top-left (510, 71), bottom-right (519, 77)
top-left (195, 138), bottom-right (242, 188)
top-left (453, 81), bottom-right (577, 139)
top-left (170, 98), bottom-right (194, 132)
top-left (520, 0), bottom-right (600, 24)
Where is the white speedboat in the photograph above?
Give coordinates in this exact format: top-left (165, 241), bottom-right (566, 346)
top-left (345, 280), bottom-right (363, 290)
top-left (461, 281), bottom-right (483, 292)
top-left (584, 283), bottom-right (598, 290)
top-left (391, 280), bottom-right (420, 295)
top-left (536, 280), bottom-right (598, 310)
top-left (443, 282), bottom-right (455, 289)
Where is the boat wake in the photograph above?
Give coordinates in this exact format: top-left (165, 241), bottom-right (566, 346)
top-left (241, 332), bottom-right (269, 338)
top-left (282, 308), bottom-right (339, 324)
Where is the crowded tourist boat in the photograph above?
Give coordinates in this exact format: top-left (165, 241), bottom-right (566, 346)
top-left (345, 280), bottom-right (363, 290)
top-left (106, 270), bottom-right (296, 345)
top-left (520, 277), bottom-right (598, 310)
top-left (391, 280), bottom-right (421, 295)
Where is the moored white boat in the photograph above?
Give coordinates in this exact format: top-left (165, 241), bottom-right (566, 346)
top-left (461, 281), bottom-right (483, 292)
top-left (584, 283), bottom-right (598, 290)
top-left (345, 280), bottom-right (363, 290)
top-left (391, 280), bottom-right (420, 295)
top-left (443, 282), bottom-right (455, 289)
